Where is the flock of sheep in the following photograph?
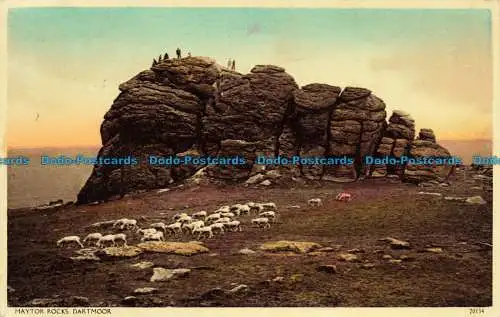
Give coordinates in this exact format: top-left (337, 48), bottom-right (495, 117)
top-left (56, 192), bottom-right (353, 249)
top-left (56, 201), bottom-right (280, 249)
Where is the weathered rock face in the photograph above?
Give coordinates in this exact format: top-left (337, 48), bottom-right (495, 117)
top-left (77, 56), bottom-right (452, 204)
top-left (403, 140), bottom-right (453, 183)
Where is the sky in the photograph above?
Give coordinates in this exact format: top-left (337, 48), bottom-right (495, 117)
top-left (7, 7), bottom-right (493, 148)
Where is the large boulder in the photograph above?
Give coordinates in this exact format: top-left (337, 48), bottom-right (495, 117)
top-left (403, 140), bottom-right (454, 183)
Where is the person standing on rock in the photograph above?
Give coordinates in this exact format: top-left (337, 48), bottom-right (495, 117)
top-left (164, 52), bottom-right (169, 60)
top-left (188, 52), bottom-right (192, 57)
top-left (231, 59), bottom-right (236, 71)
top-left (176, 47), bottom-right (181, 59)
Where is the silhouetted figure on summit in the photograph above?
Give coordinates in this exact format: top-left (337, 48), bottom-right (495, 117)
top-left (231, 59), bottom-right (236, 71)
top-left (164, 52), bottom-right (169, 60)
top-left (188, 52), bottom-right (192, 57)
top-left (152, 58), bottom-right (158, 67)
top-left (176, 48), bottom-right (181, 59)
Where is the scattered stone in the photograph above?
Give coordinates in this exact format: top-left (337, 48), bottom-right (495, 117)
top-left (290, 205), bottom-right (301, 209)
top-left (238, 248), bottom-right (257, 255)
top-left (417, 192), bottom-right (442, 197)
top-left (150, 268), bottom-right (191, 282)
top-left (134, 287), bottom-right (158, 295)
top-left (68, 296), bottom-right (90, 306)
top-left (425, 247), bottom-right (443, 253)
top-left (418, 182), bottom-right (435, 188)
top-left (131, 261), bottom-right (155, 269)
top-left (245, 174), bottom-right (265, 185)
top-left (471, 186), bottom-right (482, 190)
top-left (265, 170), bottom-right (282, 179)
top-left (347, 248), bottom-right (365, 253)
top-left (259, 241), bottom-right (322, 253)
top-left (27, 298), bottom-right (62, 307)
top-left (399, 255), bottom-right (415, 261)
top-left (96, 246), bottom-right (143, 258)
top-left (122, 296), bottom-right (138, 306)
top-left (465, 196), bottom-right (487, 205)
top-left (373, 249), bottom-right (385, 254)
top-left (208, 253), bottom-right (219, 257)
top-left (382, 255), bottom-right (393, 260)
top-left (439, 183), bottom-right (449, 187)
top-left (260, 180), bottom-right (272, 186)
top-left (337, 253), bottom-right (359, 262)
top-left (272, 276), bottom-right (285, 283)
top-left (361, 263), bottom-right (376, 269)
top-left (70, 255), bottom-right (101, 261)
top-left (444, 196), bottom-right (466, 201)
top-left (317, 247), bottom-right (337, 252)
top-left (380, 237), bottom-right (410, 249)
top-left (199, 288), bottom-right (226, 300)
top-left (317, 265), bottom-right (338, 274)
top-left (137, 241), bottom-right (209, 256)
top-left (389, 259), bottom-right (402, 264)
top-left (308, 251), bottom-right (327, 256)
top-left (228, 284), bottom-right (249, 294)
top-left (157, 188), bottom-right (170, 193)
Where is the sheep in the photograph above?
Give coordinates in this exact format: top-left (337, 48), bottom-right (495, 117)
top-left (166, 222), bottom-right (183, 236)
top-left (247, 202), bottom-right (264, 214)
top-left (192, 211), bottom-right (207, 219)
top-left (215, 205), bottom-right (231, 213)
top-left (209, 222), bottom-right (225, 235)
top-left (113, 218), bottom-right (129, 228)
top-left (206, 213), bottom-right (221, 223)
top-left (140, 231), bottom-right (165, 242)
top-left (178, 215), bottom-right (193, 224)
top-left (112, 233), bottom-right (128, 246)
top-left (260, 202), bottom-right (277, 211)
top-left (136, 228), bottom-right (157, 236)
top-left (193, 226), bottom-right (214, 239)
top-left (120, 219), bottom-right (138, 230)
top-left (251, 217), bottom-right (271, 229)
top-left (237, 204), bottom-right (250, 215)
top-left (150, 222), bottom-right (167, 233)
top-left (56, 236), bottom-right (84, 248)
top-left (335, 192), bottom-right (352, 202)
top-left (259, 211), bottom-right (277, 222)
top-left (214, 217), bottom-right (231, 224)
top-left (224, 220), bottom-right (242, 232)
top-left (183, 220), bottom-right (204, 234)
top-left (172, 213), bottom-right (188, 221)
top-left (83, 233), bottom-right (103, 246)
top-left (307, 198), bottom-right (322, 207)
top-left (220, 212), bottom-right (235, 218)
top-left (96, 234), bottom-right (116, 248)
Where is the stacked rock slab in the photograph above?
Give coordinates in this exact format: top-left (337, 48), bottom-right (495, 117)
top-left (202, 65), bottom-right (298, 180)
top-left (323, 87), bottom-right (387, 182)
top-left (292, 84), bottom-right (341, 180)
top-left (370, 110), bottom-right (415, 177)
top-left (403, 128), bottom-right (453, 183)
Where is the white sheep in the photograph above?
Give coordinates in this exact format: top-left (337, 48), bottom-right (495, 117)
top-left (112, 233), bottom-right (128, 246)
top-left (178, 215), bottom-right (193, 224)
top-left (193, 226), bottom-right (214, 239)
top-left (224, 220), bottom-right (242, 232)
top-left (56, 236), bottom-right (84, 248)
top-left (248, 202), bottom-right (264, 214)
top-left (113, 218), bottom-right (129, 228)
top-left (96, 234), bottom-right (116, 248)
top-left (206, 213), bottom-right (221, 223)
top-left (120, 219), bottom-right (138, 230)
top-left (307, 198), bottom-right (322, 207)
top-left (140, 231), bottom-right (165, 242)
top-left (214, 217), bottom-right (231, 224)
top-left (136, 228), bottom-right (157, 236)
top-left (150, 222), bottom-right (167, 233)
top-left (192, 211), bottom-right (207, 219)
top-left (259, 211), bottom-right (277, 222)
top-left (166, 222), bottom-right (183, 236)
top-left (237, 204), bottom-right (250, 215)
top-left (83, 233), bottom-right (103, 246)
top-left (220, 212), bottom-right (235, 218)
top-left (251, 217), bottom-right (271, 229)
top-left (183, 220), bottom-right (204, 234)
top-left (210, 222), bottom-right (225, 235)
top-left (215, 205), bottom-right (231, 213)
top-left (260, 202), bottom-right (277, 211)
top-left (172, 213), bottom-right (188, 221)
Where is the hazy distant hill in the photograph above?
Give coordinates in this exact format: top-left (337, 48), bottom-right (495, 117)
top-left (439, 139), bottom-right (493, 165)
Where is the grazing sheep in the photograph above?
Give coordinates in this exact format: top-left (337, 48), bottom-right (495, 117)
top-left (178, 215), bottom-right (193, 224)
top-left (83, 233), bottom-right (103, 246)
top-left (136, 228), bottom-right (157, 236)
top-left (259, 211), bottom-right (277, 222)
top-left (192, 211), bottom-right (207, 219)
top-left (150, 222), bottom-right (167, 233)
top-left (307, 198), bottom-right (322, 207)
top-left (224, 220), bottom-right (242, 232)
top-left (193, 226), bottom-right (214, 239)
top-left (96, 234), bottom-right (116, 248)
top-left (215, 205), bottom-right (231, 213)
top-left (120, 219), bottom-right (138, 230)
top-left (209, 222), bottom-right (225, 235)
top-left (214, 217), bottom-right (231, 224)
top-left (220, 212), bottom-right (235, 218)
top-left (172, 213), bottom-right (188, 221)
top-left (251, 217), bottom-right (271, 229)
top-left (247, 202), bottom-right (264, 214)
top-left (183, 220), bottom-right (204, 234)
top-left (112, 233), bottom-right (128, 246)
top-left (260, 202), bottom-right (277, 211)
top-left (206, 213), bottom-right (221, 223)
top-left (113, 218), bottom-right (129, 228)
top-left (335, 192), bottom-right (352, 202)
top-left (166, 222), bottom-right (183, 236)
top-left (57, 236), bottom-right (84, 248)
top-left (238, 204), bottom-right (250, 215)
top-left (140, 231), bottom-right (165, 242)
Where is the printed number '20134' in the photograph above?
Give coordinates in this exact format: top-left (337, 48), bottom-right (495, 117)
top-left (469, 308), bottom-right (485, 314)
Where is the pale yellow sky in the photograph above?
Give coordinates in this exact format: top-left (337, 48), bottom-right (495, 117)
top-left (7, 8), bottom-right (493, 148)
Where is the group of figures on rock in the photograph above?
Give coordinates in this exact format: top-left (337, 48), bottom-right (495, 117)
top-left (152, 47), bottom-right (192, 66)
